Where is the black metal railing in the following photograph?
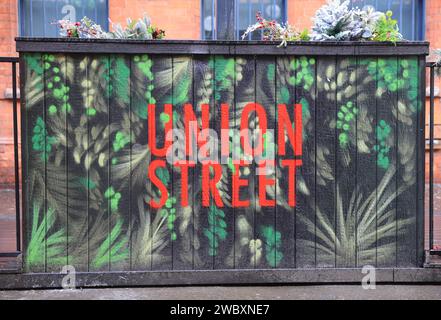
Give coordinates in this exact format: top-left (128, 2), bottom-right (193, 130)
top-left (0, 57), bottom-right (438, 265)
top-left (427, 61), bottom-right (440, 256)
top-left (0, 57), bottom-right (21, 259)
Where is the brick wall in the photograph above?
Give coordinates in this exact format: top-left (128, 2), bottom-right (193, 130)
top-left (109, 0), bottom-right (201, 40)
top-left (0, 0), bottom-right (440, 186)
top-left (0, 0), bottom-right (18, 187)
top-left (425, 0), bottom-right (441, 183)
top-left (287, 0), bottom-right (324, 30)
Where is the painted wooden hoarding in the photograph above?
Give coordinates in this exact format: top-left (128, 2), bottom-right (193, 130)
top-left (17, 39), bottom-right (428, 275)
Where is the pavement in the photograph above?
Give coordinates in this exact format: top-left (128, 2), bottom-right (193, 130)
top-left (1, 187), bottom-right (441, 300)
top-left (1, 285), bottom-right (441, 300)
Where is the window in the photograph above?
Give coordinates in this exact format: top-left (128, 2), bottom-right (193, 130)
top-left (350, 0), bottom-right (425, 40)
top-left (19, 0), bottom-right (109, 37)
top-left (202, 0), bottom-right (287, 40)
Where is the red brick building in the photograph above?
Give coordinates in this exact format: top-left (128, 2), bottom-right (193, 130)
top-left (0, 0), bottom-right (440, 186)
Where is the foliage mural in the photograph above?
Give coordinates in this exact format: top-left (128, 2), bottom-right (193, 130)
top-left (22, 51), bottom-right (423, 272)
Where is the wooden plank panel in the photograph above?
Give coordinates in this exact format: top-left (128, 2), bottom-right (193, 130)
top-left (255, 56), bottom-right (279, 269)
top-left (416, 56), bottom-right (425, 266)
top-left (128, 54), bottom-right (154, 271)
top-left (171, 56), bottom-right (194, 270)
top-left (150, 55), bottom-right (173, 270)
top-left (193, 55), bottom-right (215, 270)
top-left (315, 56), bottom-right (337, 268)
top-left (108, 54), bottom-right (131, 271)
top-left (335, 57), bottom-right (358, 268)
top-left (374, 57), bottom-right (398, 267)
top-left (66, 54), bottom-right (90, 272)
top-left (396, 57), bottom-right (419, 267)
top-left (233, 56), bottom-right (256, 269)
top-left (294, 56), bottom-right (317, 268)
top-left (43, 53), bottom-right (68, 272)
top-left (275, 56), bottom-right (295, 268)
top-left (22, 53), bottom-right (45, 273)
top-left (212, 55), bottom-right (236, 270)
top-left (356, 58), bottom-right (378, 267)
top-left (87, 55), bottom-right (111, 272)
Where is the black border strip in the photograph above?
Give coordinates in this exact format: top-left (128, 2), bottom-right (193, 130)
top-left (16, 38), bottom-right (430, 56)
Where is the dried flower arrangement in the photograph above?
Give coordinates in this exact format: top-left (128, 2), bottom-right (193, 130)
top-left (242, 12), bottom-right (310, 47)
top-left (56, 14), bottom-right (165, 40)
top-left (242, 0), bottom-right (403, 46)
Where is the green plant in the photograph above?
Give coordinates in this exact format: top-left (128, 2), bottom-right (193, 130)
top-left (160, 196), bottom-right (178, 241)
top-left (241, 12), bottom-right (310, 47)
top-left (109, 15), bottom-right (165, 39)
top-left (92, 218), bottom-right (128, 268)
top-left (260, 225), bottom-right (283, 267)
top-left (372, 10), bottom-right (402, 43)
top-left (131, 196), bottom-right (170, 267)
top-left (32, 117), bottom-right (57, 161)
top-left (26, 202), bottom-right (67, 270)
top-left (336, 101), bottom-right (358, 148)
top-left (113, 131), bottom-right (130, 152)
top-left (374, 120), bottom-right (392, 170)
top-left (287, 56), bottom-right (315, 91)
top-left (298, 166), bottom-right (412, 266)
top-left (203, 205), bottom-right (227, 256)
top-left (104, 187), bottom-right (122, 212)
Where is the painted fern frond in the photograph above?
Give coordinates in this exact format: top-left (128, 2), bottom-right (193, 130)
top-left (131, 195), bottom-right (170, 267)
top-left (91, 218), bottom-right (128, 269)
top-left (26, 202), bottom-right (67, 270)
top-left (298, 165), bottom-right (414, 266)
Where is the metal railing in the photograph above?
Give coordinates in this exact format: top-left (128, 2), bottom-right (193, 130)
top-left (0, 57), bottom-right (21, 259)
top-left (0, 58), bottom-right (438, 264)
top-left (427, 61), bottom-right (440, 255)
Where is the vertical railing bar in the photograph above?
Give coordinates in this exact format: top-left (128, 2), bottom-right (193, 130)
top-left (30, 0), bottom-right (34, 37)
top-left (411, 0), bottom-right (415, 40)
top-left (399, 0), bottom-right (403, 36)
top-left (429, 64), bottom-right (435, 250)
top-left (248, 0), bottom-right (251, 40)
top-left (235, 0), bottom-right (239, 40)
top-left (260, 0), bottom-right (263, 39)
top-left (43, 0), bottom-right (47, 36)
top-left (213, 0), bottom-right (216, 40)
top-left (94, 1), bottom-right (98, 25)
top-left (12, 61), bottom-right (21, 252)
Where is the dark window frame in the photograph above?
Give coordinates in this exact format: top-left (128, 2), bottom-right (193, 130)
top-left (18, 0), bottom-right (110, 37)
top-left (349, 0), bottom-right (426, 40)
top-left (201, 0), bottom-right (287, 40)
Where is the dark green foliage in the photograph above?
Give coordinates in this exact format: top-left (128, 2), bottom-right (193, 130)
top-left (161, 196), bottom-right (178, 241)
top-left (337, 101), bottom-right (357, 148)
top-left (111, 56), bottom-right (131, 104)
top-left (288, 57), bottom-right (315, 91)
top-left (364, 58), bottom-right (419, 112)
top-left (209, 56), bottom-right (235, 102)
top-left (113, 131), bottom-right (130, 152)
top-left (203, 205), bottom-right (227, 256)
top-left (132, 54), bottom-right (155, 119)
top-left (372, 11), bottom-right (402, 43)
top-left (104, 187), bottom-right (122, 212)
top-left (26, 202), bottom-right (67, 270)
top-left (24, 54), bottom-right (44, 77)
top-left (32, 117), bottom-right (57, 161)
top-left (374, 120), bottom-right (392, 170)
top-left (156, 167), bottom-right (170, 185)
top-left (260, 225), bottom-right (283, 267)
top-left (92, 218), bottom-right (128, 268)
